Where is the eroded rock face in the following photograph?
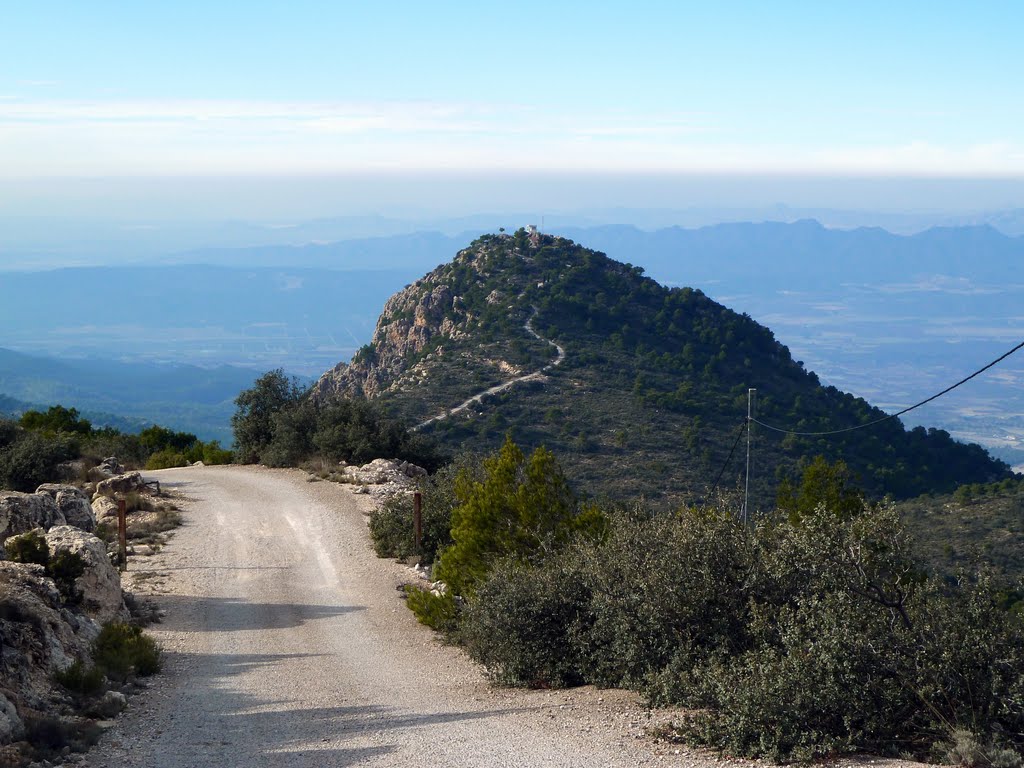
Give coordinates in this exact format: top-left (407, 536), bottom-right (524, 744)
top-left (0, 491), bottom-right (65, 543)
top-left (35, 484), bottom-right (96, 532)
top-left (95, 471), bottom-right (146, 497)
top-left (0, 561), bottom-right (93, 714)
top-left (44, 526), bottom-right (127, 625)
top-left (311, 255), bottom-right (478, 402)
top-left (92, 495), bottom-right (119, 523)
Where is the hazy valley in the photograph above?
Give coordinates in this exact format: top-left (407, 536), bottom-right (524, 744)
top-left (3, 219), bottom-right (1022, 468)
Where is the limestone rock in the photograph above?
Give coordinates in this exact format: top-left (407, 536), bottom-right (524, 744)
top-left (0, 491), bottom-right (65, 542)
top-left (35, 484), bottom-right (96, 532)
top-left (310, 256), bottom-right (478, 402)
top-left (44, 526), bottom-right (127, 625)
top-left (0, 561), bottom-right (93, 715)
top-left (92, 495), bottom-right (120, 523)
top-left (90, 690), bottom-right (127, 719)
top-left (338, 458), bottom-right (415, 486)
top-left (336, 458), bottom-right (427, 500)
top-left (97, 457), bottom-right (125, 477)
top-left (95, 471), bottom-right (146, 497)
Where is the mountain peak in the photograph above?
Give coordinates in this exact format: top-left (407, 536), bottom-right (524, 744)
top-left (313, 231), bottom-right (1009, 504)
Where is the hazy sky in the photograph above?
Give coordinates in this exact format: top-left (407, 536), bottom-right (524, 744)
top-left (2, 1), bottom-right (1023, 218)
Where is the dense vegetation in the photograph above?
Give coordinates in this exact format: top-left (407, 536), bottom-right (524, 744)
top-left (357, 231), bottom-right (1008, 505)
top-left (899, 475), bottom-right (1024, 582)
top-left (0, 405), bottom-right (230, 491)
top-left (232, 369), bottom-right (445, 470)
top-left (379, 439), bottom-right (1024, 762)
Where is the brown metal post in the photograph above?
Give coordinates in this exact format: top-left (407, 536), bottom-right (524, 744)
top-left (413, 491), bottom-right (423, 555)
top-left (117, 498), bottom-right (128, 572)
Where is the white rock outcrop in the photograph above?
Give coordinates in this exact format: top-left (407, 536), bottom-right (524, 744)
top-left (44, 525), bottom-right (128, 625)
top-left (0, 561), bottom-right (93, 715)
top-left (0, 491), bottom-right (65, 543)
top-left (95, 471), bottom-right (146, 497)
top-left (337, 459), bottom-right (427, 499)
top-left (91, 495), bottom-right (120, 523)
top-left (35, 483), bottom-right (96, 532)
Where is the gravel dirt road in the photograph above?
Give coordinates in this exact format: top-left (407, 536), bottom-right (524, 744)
top-left (83, 465), bottom-right (710, 768)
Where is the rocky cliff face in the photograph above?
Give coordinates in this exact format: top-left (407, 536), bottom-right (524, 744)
top-left (311, 246), bottom-right (485, 402)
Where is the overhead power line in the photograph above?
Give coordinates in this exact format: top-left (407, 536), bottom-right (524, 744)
top-left (751, 338), bottom-right (1024, 437)
top-left (709, 421), bottom-right (747, 498)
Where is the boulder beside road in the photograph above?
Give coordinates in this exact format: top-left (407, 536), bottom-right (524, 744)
top-left (44, 525), bottom-right (129, 625)
top-left (0, 491), bottom-right (65, 543)
top-left (95, 471), bottom-right (146, 497)
top-left (35, 483), bottom-right (96, 532)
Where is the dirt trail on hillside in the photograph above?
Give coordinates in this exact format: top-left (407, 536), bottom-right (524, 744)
top-left (416, 308), bottom-right (565, 430)
top-left (84, 466), bottom-right (696, 767)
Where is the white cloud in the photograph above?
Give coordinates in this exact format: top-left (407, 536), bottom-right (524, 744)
top-left (1, 97), bottom-right (1023, 177)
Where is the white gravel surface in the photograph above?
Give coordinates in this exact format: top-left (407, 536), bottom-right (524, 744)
top-left (80, 465), bottom-right (927, 768)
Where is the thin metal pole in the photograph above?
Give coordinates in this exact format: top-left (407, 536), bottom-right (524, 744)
top-left (744, 388), bottom-right (756, 524)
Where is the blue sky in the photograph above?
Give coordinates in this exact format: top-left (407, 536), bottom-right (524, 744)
top-left (1, 1), bottom-right (1022, 216)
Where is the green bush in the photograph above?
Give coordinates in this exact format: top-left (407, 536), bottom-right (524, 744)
top-left (0, 430), bottom-right (75, 491)
top-left (200, 440), bottom-right (233, 465)
top-left (48, 550), bottom-right (86, 605)
top-left (462, 557), bottom-right (591, 687)
top-left (435, 436), bottom-right (603, 597)
top-left (368, 454), bottom-right (480, 564)
top-left (92, 622), bottom-right (162, 681)
top-left (53, 660), bottom-right (105, 696)
top-left (456, 458), bottom-right (1024, 761)
top-left (404, 586), bottom-right (458, 633)
top-left (4, 529), bottom-right (49, 567)
top-left (145, 449), bottom-right (189, 470)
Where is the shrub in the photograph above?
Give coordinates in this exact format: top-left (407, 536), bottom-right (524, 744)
top-left (92, 622), bottom-right (162, 681)
top-left (0, 430), bottom-right (75, 491)
top-left (4, 529), bottom-right (49, 567)
top-left (54, 660), bottom-right (106, 696)
top-left (435, 436), bottom-right (603, 597)
top-left (232, 369), bottom-right (307, 464)
top-left (200, 441), bottom-right (233, 465)
top-left (941, 729), bottom-right (1023, 768)
top-left (145, 449), bottom-right (188, 470)
top-left (368, 454), bottom-right (480, 564)
top-left (404, 586), bottom-right (458, 633)
top-left (462, 557), bottom-right (591, 687)
top-left (455, 465), bottom-right (1024, 761)
top-left (122, 491), bottom-right (155, 513)
top-left (48, 550), bottom-right (86, 605)
top-left (581, 506), bottom-right (751, 692)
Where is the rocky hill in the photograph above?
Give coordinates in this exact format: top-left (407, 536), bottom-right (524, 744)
top-left (312, 229), bottom-right (1011, 505)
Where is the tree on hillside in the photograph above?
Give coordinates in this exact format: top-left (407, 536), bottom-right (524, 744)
top-left (231, 369), bottom-right (306, 463)
top-left (20, 405), bottom-right (92, 436)
top-left (776, 455), bottom-right (866, 524)
top-left (436, 436), bottom-right (603, 596)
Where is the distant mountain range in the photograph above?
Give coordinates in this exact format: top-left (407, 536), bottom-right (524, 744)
top-left (4, 205), bottom-right (1024, 269)
top-left (3, 220), bottom-right (1020, 458)
top-left (313, 231), bottom-right (1011, 505)
top-left (0, 348), bottom-right (295, 443)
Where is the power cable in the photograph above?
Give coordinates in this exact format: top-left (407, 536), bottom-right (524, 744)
top-left (751, 338), bottom-right (1024, 437)
top-left (709, 421), bottom-right (747, 498)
